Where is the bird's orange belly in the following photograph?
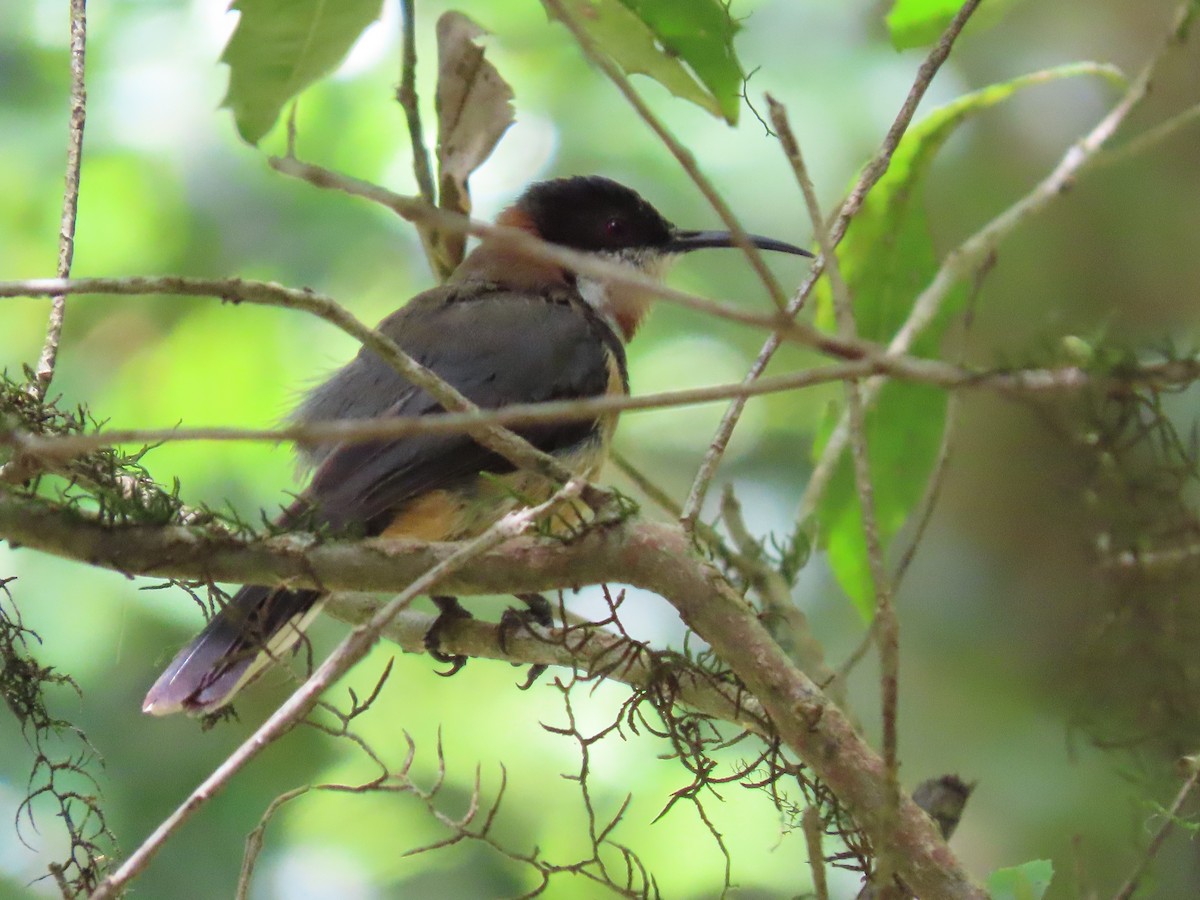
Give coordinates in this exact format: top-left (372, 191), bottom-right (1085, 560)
top-left (378, 429), bottom-right (612, 542)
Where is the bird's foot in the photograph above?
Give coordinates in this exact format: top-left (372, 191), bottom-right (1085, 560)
top-left (425, 595), bottom-right (472, 677)
top-left (500, 593), bottom-right (553, 690)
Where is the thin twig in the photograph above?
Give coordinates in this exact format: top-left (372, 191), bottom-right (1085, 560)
top-left (769, 95), bottom-right (903, 890)
top-left (88, 481), bottom-right (585, 899)
top-left (2, 274), bottom-right (581, 493)
top-left (6, 277), bottom-right (1200, 465)
top-left (1112, 754), bottom-right (1200, 900)
top-left (324, 597), bottom-right (772, 735)
top-left (1094, 100), bottom-right (1200, 170)
top-left (839, 0), bottom-right (984, 233)
top-left (539, 0), bottom-right (791, 315)
top-left (3, 338), bottom-right (1189, 463)
top-left (395, 0), bottom-right (445, 278)
top-left (31, 0), bottom-right (88, 402)
top-left (237, 786), bottom-right (309, 900)
top-left (890, 253), bottom-right (991, 591)
top-left (799, 4), bottom-right (1195, 524)
top-left (802, 806), bottom-right (830, 900)
top-left (608, 450), bottom-right (684, 519)
top-left (680, 0), bottom-right (982, 529)
top-left (609, 451), bottom-right (821, 626)
top-left (397, 0), bottom-right (436, 206)
top-left (266, 155), bottom-right (831, 351)
top-left (719, 485), bottom-right (844, 703)
top-left (0, 359), bottom-right (880, 459)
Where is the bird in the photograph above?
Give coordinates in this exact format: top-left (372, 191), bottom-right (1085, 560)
top-left (142, 174), bottom-right (812, 717)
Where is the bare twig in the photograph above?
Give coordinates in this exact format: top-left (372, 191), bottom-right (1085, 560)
top-left (395, 0), bottom-right (445, 277)
top-left (324, 597), bottom-right (772, 735)
top-left (0, 359), bottom-right (874, 460)
top-left (7, 278), bottom-right (1200, 465)
top-left (803, 806), bottom-right (830, 900)
top-left (1, 350), bottom-right (1189, 472)
top-left (1112, 753), bottom-right (1200, 900)
top-left (266, 155), bottom-right (834, 350)
top-left (2, 274), bottom-right (582, 494)
top-left (21, 272), bottom-right (1194, 398)
top-left (31, 0), bottom-right (88, 402)
top-left (890, 253), bottom-right (991, 591)
top-left (397, 0), bottom-right (436, 205)
top-left (1094, 100), bottom-right (1200, 170)
top-left (608, 450), bottom-right (685, 520)
top-left (237, 786), bottom-right (309, 900)
top-left (539, 0), bottom-right (792, 315)
top-left (680, 0), bottom-right (983, 529)
top-left (719, 486), bottom-right (843, 704)
top-left (610, 452), bottom-right (820, 634)
top-left (769, 95), bottom-right (903, 891)
top-left (839, 0), bottom-right (983, 232)
top-left (89, 482), bottom-right (585, 899)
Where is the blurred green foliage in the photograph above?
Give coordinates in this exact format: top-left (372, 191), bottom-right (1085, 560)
top-left (987, 858), bottom-right (1054, 900)
top-left (2, 0), bottom-right (1200, 898)
top-left (222, 0), bottom-right (386, 144)
top-left (886, 0), bottom-right (1028, 50)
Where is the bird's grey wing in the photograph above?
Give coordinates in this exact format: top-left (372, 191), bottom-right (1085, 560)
top-left (298, 289), bottom-right (621, 534)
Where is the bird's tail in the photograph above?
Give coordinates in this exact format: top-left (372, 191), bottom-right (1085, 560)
top-left (142, 585), bottom-right (324, 716)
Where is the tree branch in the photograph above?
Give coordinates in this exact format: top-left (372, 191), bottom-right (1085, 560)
top-left (0, 492), bottom-right (982, 898)
top-left (324, 596), bottom-right (772, 736)
top-left (88, 481), bottom-right (586, 899)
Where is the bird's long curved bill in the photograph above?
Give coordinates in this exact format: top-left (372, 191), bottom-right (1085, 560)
top-left (667, 229), bottom-right (814, 257)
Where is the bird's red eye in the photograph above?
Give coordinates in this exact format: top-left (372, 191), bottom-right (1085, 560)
top-left (604, 217), bottom-right (627, 240)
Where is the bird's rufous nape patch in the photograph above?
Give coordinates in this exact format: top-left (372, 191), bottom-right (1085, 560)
top-left (452, 206), bottom-right (573, 289)
top-left (496, 204), bottom-right (538, 234)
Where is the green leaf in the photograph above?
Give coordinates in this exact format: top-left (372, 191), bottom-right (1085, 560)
top-left (885, 0), bottom-right (1027, 50)
top-left (221, 0), bottom-right (385, 144)
top-left (986, 859), bottom-right (1054, 900)
top-left (812, 63), bottom-right (1122, 618)
top-left (617, 0), bottom-right (744, 123)
top-left (546, 0), bottom-right (742, 123)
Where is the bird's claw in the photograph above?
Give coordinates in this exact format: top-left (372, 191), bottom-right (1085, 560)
top-left (426, 595), bottom-right (472, 677)
top-left (500, 593), bottom-right (553, 689)
top-left (498, 593), bottom-right (553, 652)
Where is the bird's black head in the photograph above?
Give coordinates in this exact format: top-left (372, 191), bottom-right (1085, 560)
top-left (515, 176), bottom-right (674, 254)
top-left (498, 175), bottom-right (811, 342)
top-left (512, 175), bottom-right (812, 259)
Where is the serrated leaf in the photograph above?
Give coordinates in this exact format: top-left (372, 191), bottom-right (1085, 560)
top-left (812, 63), bottom-right (1123, 618)
top-left (434, 12), bottom-right (515, 273)
top-left (885, 0), bottom-right (1027, 50)
top-left (617, 0), bottom-right (744, 123)
top-left (545, 0), bottom-right (737, 123)
top-left (986, 859), bottom-right (1054, 900)
top-left (221, 0), bottom-right (385, 144)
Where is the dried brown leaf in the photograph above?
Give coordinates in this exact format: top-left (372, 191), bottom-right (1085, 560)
top-left (434, 11), bottom-right (515, 270)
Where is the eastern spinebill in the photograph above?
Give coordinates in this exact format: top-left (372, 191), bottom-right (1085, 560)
top-left (143, 175), bottom-right (812, 716)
